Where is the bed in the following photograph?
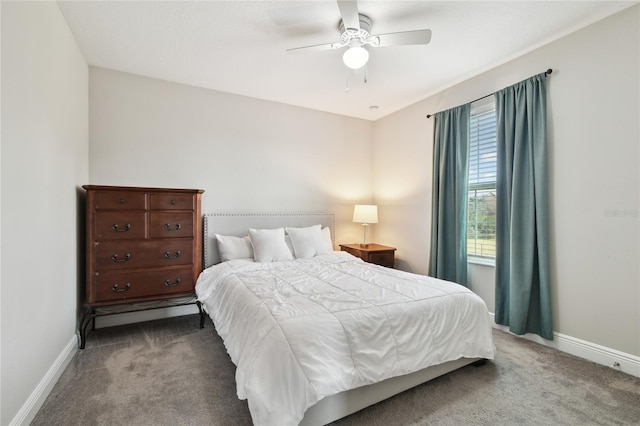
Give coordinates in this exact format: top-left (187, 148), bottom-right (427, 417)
top-left (196, 213), bottom-right (495, 426)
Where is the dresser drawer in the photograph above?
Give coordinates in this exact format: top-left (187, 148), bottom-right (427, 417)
top-left (95, 211), bottom-right (147, 240)
top-left (149, 193), bottom-right (195, 210)
top-left (95, 239), bottom-right (194, 270)
top-left (93, 266), bottom-right (195, 302)
top-left (149, 212), bottom-right (194, 239)
top-left (94, 191), bottom-right (146, 210)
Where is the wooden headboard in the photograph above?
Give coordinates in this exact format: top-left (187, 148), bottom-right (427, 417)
top-left (202, 213), bottom-right (335, 268)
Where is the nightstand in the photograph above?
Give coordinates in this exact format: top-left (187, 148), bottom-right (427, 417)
top-left (339, 243), bottom-right (396, 268)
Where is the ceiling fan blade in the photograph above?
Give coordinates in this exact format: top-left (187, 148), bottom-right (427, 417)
top-left (337, 0), bottom-right (360, 30)
top-left (286, 42), bottom-right (337, 55)
top-left (374, 29), bottom-right (432, 47)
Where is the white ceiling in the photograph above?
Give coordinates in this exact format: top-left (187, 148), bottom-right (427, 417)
top-left (57, 0), bottom-right (636, 121)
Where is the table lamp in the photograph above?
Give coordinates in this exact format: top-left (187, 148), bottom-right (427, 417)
top-left (353, 205), bottom-right (378, 247)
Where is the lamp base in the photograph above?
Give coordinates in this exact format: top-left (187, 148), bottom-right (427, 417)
top-left (360, 223), bottom-right (369, 247)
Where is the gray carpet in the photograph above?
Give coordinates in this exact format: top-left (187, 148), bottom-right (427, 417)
top-left (33, 315), bottom-right (640, 426)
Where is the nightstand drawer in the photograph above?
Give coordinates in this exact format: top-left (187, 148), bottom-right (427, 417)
top-left (339, 243), bottom-right (396, 268)
top-left (368, 252), bottom-right (394, 268)
top-left (340, 245), bottom-right (361, 258)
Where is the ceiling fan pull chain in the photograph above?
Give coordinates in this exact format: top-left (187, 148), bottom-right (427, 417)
top-left (345, 71), bottom-right (350, 93)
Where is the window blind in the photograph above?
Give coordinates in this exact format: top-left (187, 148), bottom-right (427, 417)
top-left (468, 101), bottom-right (497, 259)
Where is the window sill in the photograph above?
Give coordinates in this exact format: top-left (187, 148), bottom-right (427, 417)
top-left (468, 257), bottom-right (495, 267)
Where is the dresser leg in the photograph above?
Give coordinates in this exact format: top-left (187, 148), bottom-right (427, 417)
top-left (196, 301), bottom-right (205, 329)
top-left (78, 307), bottom-right (95, 349)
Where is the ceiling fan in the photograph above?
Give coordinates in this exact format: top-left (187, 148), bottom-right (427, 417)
top-left (286, 0), bottom-right (432, 71)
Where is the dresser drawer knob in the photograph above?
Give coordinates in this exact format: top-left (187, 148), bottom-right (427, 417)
top-left (164, 223), bottom-right (182, 231)
top-left (111, 282), bottom-right (131, 293)
top-left (163, 250), bottom-right (181, 259)
top-left (119, 198), bottom-right (125, 204)
top-left (164, 278), bottom-right (182, 288)
top-left (112, 223), bottom-right (131, 232)
top-left (170, 199), bottom-right (176, 205)
top-left (111, 253), bottom-right (131, 262)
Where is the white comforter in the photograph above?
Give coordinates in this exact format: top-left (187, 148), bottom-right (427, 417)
top-left (196, 252), bottom-right (495, 426)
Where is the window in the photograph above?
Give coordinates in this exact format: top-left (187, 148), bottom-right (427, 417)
top-left (468, 99), bottom-right (497, 260)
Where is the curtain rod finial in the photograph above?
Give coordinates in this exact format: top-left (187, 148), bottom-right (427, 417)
top-left (545, 68), bottom-right (553, 75)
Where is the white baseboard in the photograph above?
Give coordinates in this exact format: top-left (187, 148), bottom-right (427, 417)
top-left (489, 313), bottom-right (640, 378)
top-left (10, 306), bottom-right (199, 425)
top-left (10, 335), bottom-right (77, 425)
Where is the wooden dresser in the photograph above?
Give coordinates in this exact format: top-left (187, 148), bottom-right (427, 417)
top-left (80, 185), bottom-right (204, 348)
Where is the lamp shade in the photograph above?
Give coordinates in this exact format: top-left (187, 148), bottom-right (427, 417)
top-left (343, 46), bottom-right (369, 69)
top-left (353, 205), bottom-right (378, 224)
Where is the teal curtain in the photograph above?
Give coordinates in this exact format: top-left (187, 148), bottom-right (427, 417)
top-left (494, 73), bottom-right (553, 340)
top-left (429, 104), bottom-right (470, 286)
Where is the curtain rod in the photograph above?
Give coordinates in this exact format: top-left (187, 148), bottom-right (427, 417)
top-left (426, 68), bottom-right (553, 118)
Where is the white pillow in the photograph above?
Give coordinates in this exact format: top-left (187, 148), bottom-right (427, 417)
top-left (321, 226), bottom-right (333, 252)
top-left (215, 234), bottom-right (253, 262)
top-left (249, 228), bottom-right (294, 262)
top-left (286, 225), bottom-right (331, 259)
top-left (285, 235), bottom-right (295, 254)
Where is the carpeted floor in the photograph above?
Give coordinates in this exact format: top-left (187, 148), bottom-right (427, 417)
top-left (33, 314), bottom-right (640, 425)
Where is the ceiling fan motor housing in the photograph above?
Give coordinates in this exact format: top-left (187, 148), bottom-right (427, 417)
top-left (339, 14), bottom-right (373, 44)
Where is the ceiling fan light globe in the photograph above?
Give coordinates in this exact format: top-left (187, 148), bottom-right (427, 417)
top-left (343, 46), bottom-right (369, 69)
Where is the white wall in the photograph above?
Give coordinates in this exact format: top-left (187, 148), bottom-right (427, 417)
top-left (0, 2), bottom-right (88, 424)
top-left (373, 6), bottom-right (639, 357)
top-left (89, 67), bottom-right (374, 245)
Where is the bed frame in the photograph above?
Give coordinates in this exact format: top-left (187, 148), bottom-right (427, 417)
top-left (202, 213), bottom-right (482, 426)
